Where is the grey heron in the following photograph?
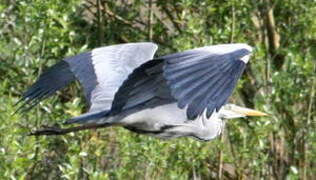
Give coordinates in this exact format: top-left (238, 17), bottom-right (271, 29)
top-left (18, 42), bottom-right (266, 141)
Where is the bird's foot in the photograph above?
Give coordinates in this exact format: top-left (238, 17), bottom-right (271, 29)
top-left (28, 123), bottom-right (111, 136)
top-left (29, 125), bottom-right (68, 136)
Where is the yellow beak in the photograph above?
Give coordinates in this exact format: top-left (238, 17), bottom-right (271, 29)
top-left (230, 105), bottom-right (267, 117)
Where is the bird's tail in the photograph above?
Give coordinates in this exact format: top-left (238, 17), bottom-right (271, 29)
top-left (64, 110), bottom-right (110, 124)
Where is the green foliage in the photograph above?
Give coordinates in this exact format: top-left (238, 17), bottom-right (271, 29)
top-left (0, 0), bottom-right (315, 179)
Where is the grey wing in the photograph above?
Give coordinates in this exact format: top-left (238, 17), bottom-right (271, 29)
top-left (68, 42), bottom-right (158, 112)
top-left (17, 60), bottom-right (77, 112)
top-left (65, 59), bottom-right (173, 124)
top-left (18, 42), bottom-right (158, 113)
top-left (162, 47), bottom-right (251, 119)
top-left (108, 45), bottom-right (252, 121)
top-left (109, 59), bottom-right (175, 116)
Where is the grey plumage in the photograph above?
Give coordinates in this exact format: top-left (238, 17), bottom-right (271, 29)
top-left (17, 60), bottom-right (76, 112)
top-left (17, 42), bottom-right (158, 113)
top-left (20, 43), bottom-right (266, 141)
top-left (65, 52), bottom-right (97, 103)
top-left (163, 48), bottom-right (250, 119)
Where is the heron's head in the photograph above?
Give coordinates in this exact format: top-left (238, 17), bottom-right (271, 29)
top-left (219, 104), bottom-right (267, 119)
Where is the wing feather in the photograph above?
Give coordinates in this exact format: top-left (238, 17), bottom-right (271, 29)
top-left (163, 47), bottom-right (251, 119)
top-left (109, 59), bottom-right (174, 115)
top-left (106, 44), bottom-right (251, 121)
top-left (18, 43), bottom-right (158, 113)
top-left (16, 61), bottom-right (76, 113)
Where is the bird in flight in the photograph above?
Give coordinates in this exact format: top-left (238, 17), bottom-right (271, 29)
top-left (17, 42), bottom-right (266, 141)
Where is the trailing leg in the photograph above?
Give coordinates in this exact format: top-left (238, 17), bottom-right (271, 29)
top-left (29, 123), bottom-right (111, 136)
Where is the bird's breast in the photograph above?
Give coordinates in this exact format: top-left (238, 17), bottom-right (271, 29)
top-left (114, 103), bottom-right (224, 140)
top-left (118, 103), bottom-right (187, 130)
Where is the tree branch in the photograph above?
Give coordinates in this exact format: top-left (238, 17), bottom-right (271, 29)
top-left (148, 0), bottom-right (153, 40)
top-left (263, 0), bottom-right (284, 70)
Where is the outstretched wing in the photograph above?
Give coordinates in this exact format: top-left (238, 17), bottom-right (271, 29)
top-left (162, 44), bottom-right (252, 119)
top-left (109, 59), bottom-right (174, 116)
top-left (18, 42), bottom-right (158, 113)
top-left (109, 44), bottom-right (252, 120)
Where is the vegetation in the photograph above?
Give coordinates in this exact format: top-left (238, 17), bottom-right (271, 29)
top-left (0, 0), bottom-right (315, 179)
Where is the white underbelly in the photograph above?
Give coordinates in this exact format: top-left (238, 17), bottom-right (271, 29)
top-left (118, 103), bottom-right (187, 130)
top-left (111, 103), bottom-right (224, 141)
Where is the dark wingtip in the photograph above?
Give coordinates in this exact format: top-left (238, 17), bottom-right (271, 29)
top-left (15, 60), bottom-right (76, 114)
